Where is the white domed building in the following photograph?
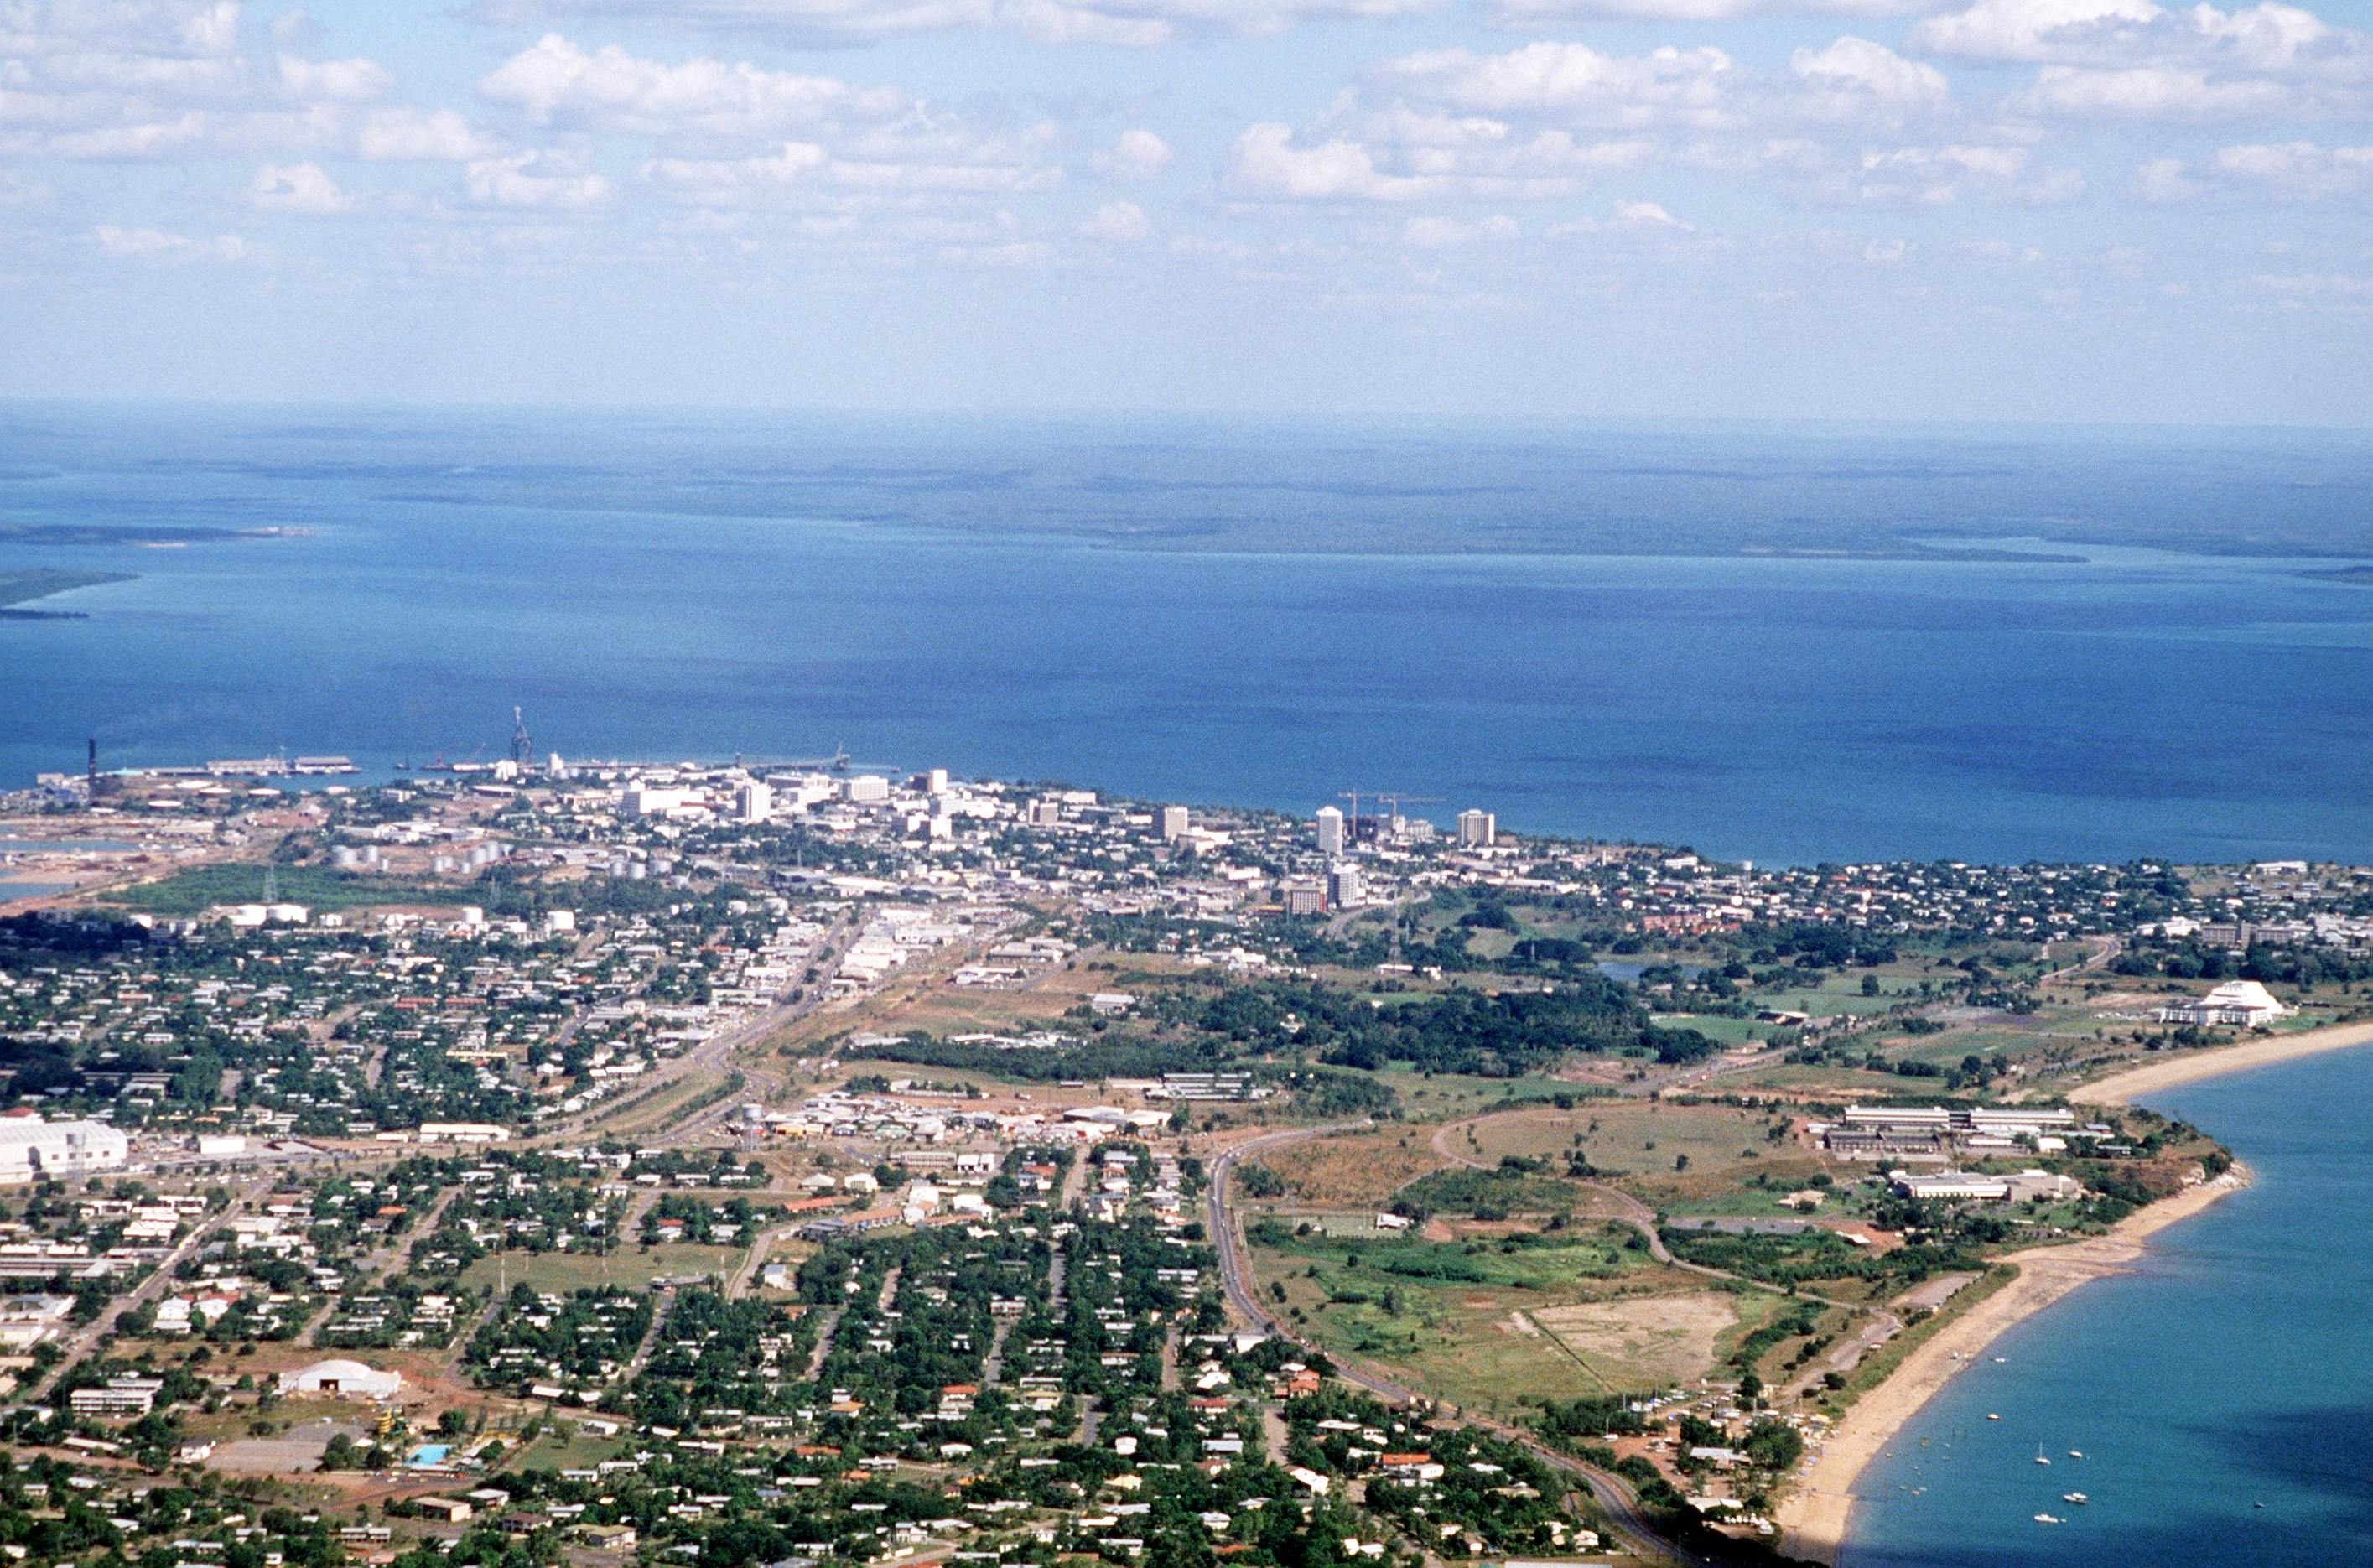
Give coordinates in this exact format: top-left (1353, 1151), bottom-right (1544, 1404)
top-left (277, 1358), bottom-right (403, 1399)
top-left (2154, 979), bottom-right (2289, 1028)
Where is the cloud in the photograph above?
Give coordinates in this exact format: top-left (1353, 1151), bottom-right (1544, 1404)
top-left (91, 222), bottom-right (253, 259)
top-left (1094, 128), bottom-right (1173, 179)
top-left (246, 159), bottom-right (352, 212)
top-left (1398, 212), bottom-right (1519, 246)
top-left (1489, 0), bottom-right (1927, 18)
top-left (1789, 36), bottom-right (1953, 122)
top-left (1379, 42), bottom-right (1738, 127)
top-left (1079, 199), bottom-right (1151, 239)
top-left (469, 0), bottom-right (1437, 48)
top-left (356, 108), bottom-right (501, 163)
top-left (1225, 122), bottom-right (1436, 200)
top-left (2138, 140), bottom-right (2373, 198)
top-left (1913, 0), bottom-right (2369, 77)
top-left (478, 35), bottom-right (910, 138)
top-left (277, 55), bottom-right (395, 103)
top-left (646, 122), bottom-right (1061, 204)
top-left (1848, 143), bottom-right (2087, 201)
top-left (465, 151), bottom-right (615, 209)
top-left (2005, 63), bottom-right (2288, 114)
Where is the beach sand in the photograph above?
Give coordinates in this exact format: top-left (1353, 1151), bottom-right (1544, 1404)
top-left (2072, 1020), bottom-right (2373, 1105)
top-left (1776, 1168), bottom-right (2251, 1565)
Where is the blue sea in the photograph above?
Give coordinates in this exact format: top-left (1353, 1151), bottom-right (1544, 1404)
top-left (1847, 1044), bottom-right (2373, 1567)
top-left (3, 404), bottom-right (2372, 865)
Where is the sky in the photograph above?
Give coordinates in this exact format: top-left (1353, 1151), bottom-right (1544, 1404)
top-left (0, 0), bottom-right (2369, 423)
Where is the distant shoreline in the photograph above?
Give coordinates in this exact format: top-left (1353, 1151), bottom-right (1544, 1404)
top-left (1781, 1020), bottom-right (2373, 1564)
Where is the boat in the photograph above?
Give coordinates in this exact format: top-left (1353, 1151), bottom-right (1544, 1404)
top-left (1986, 1413), bottom-right (2001, 1422)
top-left (1993, 1356), bottom-right (2007, 1363)
top-left (2035, 1446), bottom-right (2052, 1467)
top-left (2034, 1513), bottom-right (2062, 1525)
top-left (2063, 1493), bottom-right (2089, 1505)
top-left (2069, 1450), bottom-right (2084, 1459)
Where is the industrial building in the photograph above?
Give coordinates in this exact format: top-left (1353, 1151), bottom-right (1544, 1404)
top-left (0, 1114), bottom-right (129, 1185)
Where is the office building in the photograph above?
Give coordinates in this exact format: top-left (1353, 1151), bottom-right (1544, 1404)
top-left (1327, 862), bottom-right (1363, 909)
top-left (733, 781), bottom-right (771, 823)
top-left (1159, 805), bottom-right (1190, 842)
top-left (1315, 806), bottom-right (1345, 856)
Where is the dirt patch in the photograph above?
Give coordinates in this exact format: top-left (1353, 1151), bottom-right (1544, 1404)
top-left (1263, 1126), bottom-right (1444, 1207)
top-left (1529, 1290), bottom-right (1739, 1389)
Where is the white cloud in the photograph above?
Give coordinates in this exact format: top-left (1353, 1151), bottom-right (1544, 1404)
top-left (646, 122), bottom-right (1061, 205)
top-left (1490, 0), bottom-right (1927, 18)
top-left (1225, 122), bottom-right (1436, 200)
top-left (1399, 212), bottom-right (1519, 245)
top-left (2006, 63), bottom-right (2289, 114)
top-left (1913, 0), bottom-right (2368, 77)
top-left (246, 159), bottom-right (351, 212)
top-left (471, 0), bottom-right (1436, 49)
top-left (2138, 140), bottom-right (2373, 198)
top-left (1080, 199), bottom-right (1151, 239)
top-left (1379, 42), bottom-right (1738, 128)
top-left (91, 221), bottom-right (253, 259)
top-left (1093, 128), bottom-right (1173, 179)
top-left (356, 107), bottom-right (501, 163)
top-left (1849, 143), bottom-right (2086, 201)
top-left (1789, 36), bottom-right (1952, 122)
top-left (277, 55), bottom-right (395, 103)
top-left (479, 35), bottom-right (910, 138)
top-left (465, 151), bottom-right (615, 209)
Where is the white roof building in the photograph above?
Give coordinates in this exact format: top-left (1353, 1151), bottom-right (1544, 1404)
top-left (278, 1358), bottom-right (404, 1399)
top-left (2154, 979), bottom-right (2288, 1028)
top-left (0, 1115), bottom-right (128, 1185)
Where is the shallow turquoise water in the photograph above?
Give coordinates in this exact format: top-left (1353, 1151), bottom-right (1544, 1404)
top-left (1846, 1045), bottom-right (2373, 1566)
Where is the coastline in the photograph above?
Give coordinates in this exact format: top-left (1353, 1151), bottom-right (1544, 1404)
top-left (2070, 1020), bottom-right (2373, 1106)
top-left (1779, 1017), bottom-right (2373, 1564)
top-left (1776, 1166), bottom-right (2251, 1565)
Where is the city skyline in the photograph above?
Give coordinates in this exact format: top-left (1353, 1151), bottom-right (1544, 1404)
top-left (1, 0), bottom-right (2369, 423)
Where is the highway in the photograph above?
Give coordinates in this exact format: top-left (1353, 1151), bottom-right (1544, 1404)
top-left (1204, 1124), bottom-right (1727, 1568)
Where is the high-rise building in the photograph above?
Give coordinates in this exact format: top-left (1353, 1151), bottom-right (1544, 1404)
top-left (925, 767), bottom-right (951, 796)
top-left (1457, 809), bottom-right (1497, 848)
top-left (841, 775), bottom-right (891, 804)
top-left (1159, 805), bottom-right (1190, 842)
top-left (1027, 798), bottom-right (1063, 828)
top-left (734, 781), bottom-right (772, 823)
top-left (1326, 862), bottom-right (1363, 909)
top-left (1315, 806), bottom-right (1345, 856)
top-left (1281, 883), bottom-right (1326, 916)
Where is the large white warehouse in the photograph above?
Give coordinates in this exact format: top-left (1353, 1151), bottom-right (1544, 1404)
top-left (0, 1114), bottom-right (128, 1185)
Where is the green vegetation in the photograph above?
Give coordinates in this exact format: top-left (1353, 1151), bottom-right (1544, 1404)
top-left (103, 862), bottom-right (458, 915)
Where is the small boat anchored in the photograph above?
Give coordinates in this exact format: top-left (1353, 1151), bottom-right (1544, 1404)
top-left (2034, 1513), bottom-right (2064, 1525)
top-left (2063, 1493), bottom-right (2089, 1506)
top-left (2035, 1446), bottom-right (2053, 1467)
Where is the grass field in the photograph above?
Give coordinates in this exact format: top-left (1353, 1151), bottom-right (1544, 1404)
top-left (1457, 1100), bottom-right (1830, 1205)
top-left (457, 1243), bottom-right (745, 1293)
top-left (102, 862), bottom-right (464, 915)
top-left (1249, 1221), bottom-right (1771, 1406)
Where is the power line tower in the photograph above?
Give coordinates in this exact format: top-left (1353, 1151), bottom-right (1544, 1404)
top-left (510, 706), bottom-right (533, 769)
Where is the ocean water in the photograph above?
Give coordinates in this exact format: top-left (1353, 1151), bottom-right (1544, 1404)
top-left (1846, 1045), bottom-right (2373, 1568)
top-left (4, 405), bottom-right (2373, 865)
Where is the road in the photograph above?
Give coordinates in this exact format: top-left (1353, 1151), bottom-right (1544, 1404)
top-left (1202, 1123), bottom-right (1722, 1567)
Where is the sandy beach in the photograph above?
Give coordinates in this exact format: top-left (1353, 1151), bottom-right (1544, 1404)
top-left (1775, 1167), bottom-right (2252, 1565)
top-left (2072, 1020), bottom-right (2373, 1105)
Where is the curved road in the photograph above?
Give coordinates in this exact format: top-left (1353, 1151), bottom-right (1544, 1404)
top-left (1205, 1123), bottom-right (1726, 1568)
